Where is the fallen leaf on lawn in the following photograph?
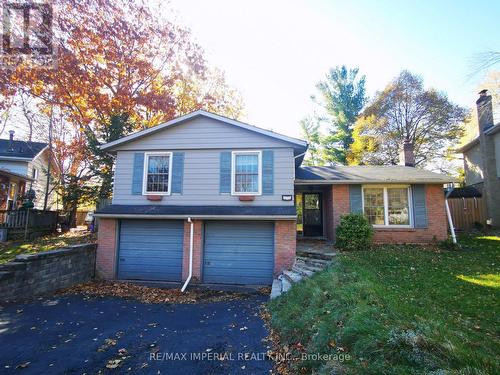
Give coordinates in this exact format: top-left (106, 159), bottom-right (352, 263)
top-left (118, 348), bottom-right (128, 356)
top-left (106, 359), bottom-right (122, 369)
top-left (239, 326), bottom-right (248, 331)
top-left (16, 362), bottom-right (31, 369)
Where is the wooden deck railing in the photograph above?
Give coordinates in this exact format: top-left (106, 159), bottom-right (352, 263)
top-left (0, 209), bottom-right (58, 230)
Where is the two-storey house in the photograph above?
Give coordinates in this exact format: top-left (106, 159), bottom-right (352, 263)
top-left (95, 110), bottom-right (454, 286)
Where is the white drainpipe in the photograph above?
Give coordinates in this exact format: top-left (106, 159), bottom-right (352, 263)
top-left (445, 186), bottom-right (457, 244)
top-left (181, 217), bottom-right (194, 292)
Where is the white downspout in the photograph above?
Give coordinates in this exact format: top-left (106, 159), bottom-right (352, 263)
top-left (445, 186), bottom-right (457, 244)
top-left (181, 217), bottom-right (194, 292)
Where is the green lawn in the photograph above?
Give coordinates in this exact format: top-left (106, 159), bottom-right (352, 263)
top-left (269, 235), bottom-right (500, 374)
top-left (0, 231), bottom-right (96, 264)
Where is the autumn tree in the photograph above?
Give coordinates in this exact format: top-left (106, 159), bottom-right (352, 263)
top-left (348, 71), bottom-right (467, 167)
top-left (311, 66), bottom-right (366, 164)
top-left (0, 0), bottom-right (244, 201)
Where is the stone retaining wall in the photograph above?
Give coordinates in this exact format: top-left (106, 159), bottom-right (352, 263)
top-left (0, 244), bottom-right (96, 302)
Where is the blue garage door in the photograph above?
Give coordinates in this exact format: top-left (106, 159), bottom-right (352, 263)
top-left (203, 221), bottom-right (274, 285)
top-left (118, 220), bottom-right (184, 281)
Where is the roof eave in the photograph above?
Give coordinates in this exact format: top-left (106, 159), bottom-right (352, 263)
top-left (295, 179), bottom-right (456, 185)
top-left (93, 213), bottom-right (296, 220)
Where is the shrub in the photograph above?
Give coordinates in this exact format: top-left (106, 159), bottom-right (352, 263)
top-left (336, 213), bottom-right (373, 251)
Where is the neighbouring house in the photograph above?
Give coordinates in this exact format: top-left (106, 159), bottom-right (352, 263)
top-left (456, 90), bottom-right (500, 228)
top-left (0, 131), bottom-right (57, 210)
top-left (94, 110), bottom-right (454, 286)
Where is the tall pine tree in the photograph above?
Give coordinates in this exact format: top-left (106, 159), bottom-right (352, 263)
top-left (312, 66), bottom-right (366, 164)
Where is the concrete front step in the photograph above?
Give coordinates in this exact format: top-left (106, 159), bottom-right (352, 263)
top-left (292, 265), bottom-right (315, 277)
top-left (296, 250), bottom-right (337, 261)
top-left (282, 270), bottom-right (303, 283)
top-left (270, 279), bottom-right (282, 299)
top-left (296, 256), bottom-right (331, 268)
top-left (280, 277), bottom-right (292, 293)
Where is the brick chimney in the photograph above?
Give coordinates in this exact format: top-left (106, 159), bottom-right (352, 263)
top-left (399, 140), bottom-right (415, 167)
top-left (7, 130), bottom-right (14, 152)
top-left (477, 89), bottom-right (494, 133)
top-left (476, 89), bottom-right (500, 227)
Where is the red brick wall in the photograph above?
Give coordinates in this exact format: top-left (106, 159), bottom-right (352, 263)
top-left (182, 220), bottom-right (203, 282)
top-left (96, 219), bottom-right (117, 279)
top-left (332, 185), bottom-right (350, 241)
top-left (274, 220), bottom-right (296, 275)
top-left (373, 184), bottom-right (447, 243)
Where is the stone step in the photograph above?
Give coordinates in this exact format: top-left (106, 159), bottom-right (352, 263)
top-left (296, 256), bottom-right (331, 267)
top-left (282, 270), bottom-right (303, 283)
top-left (270, 279), bottom-right (282, 299)
top-left (295, 262), bottom-right (325, 273)
top-left (296, 250), bottom-right (337, 261)
top-left (292, 265), bottom-right (315, 277)
top-left (280, 277), bottom-right (292, 293)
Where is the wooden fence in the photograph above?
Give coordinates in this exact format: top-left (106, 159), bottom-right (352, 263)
top-left (0, 209), bottom-right (58, 240)
top-left (447, 197), bottom-right (487, 231)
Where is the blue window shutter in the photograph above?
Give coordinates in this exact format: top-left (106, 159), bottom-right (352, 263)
top-left (171, 152), bottom-right (184, 194)
top-left (412, 184), bottom-right (428, 228)
top-left (132, 153), bottom-right (144, 195)
top-left (220, 152), bottom-right (231, 193)
top-left (262, 150), bottom-right (274, 195)
top-left (349, 185), bottom-right (363, 213)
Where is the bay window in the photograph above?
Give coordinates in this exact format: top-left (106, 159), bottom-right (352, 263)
top-left (231, 151), bottom-right (262, 195)
top-left (362, 186), bottom-right (411, 227)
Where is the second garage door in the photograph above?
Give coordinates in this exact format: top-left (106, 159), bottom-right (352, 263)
top-left (117, 220), bottom-right (184, 281)
top-left (203, 221), bottom-right (275, 285)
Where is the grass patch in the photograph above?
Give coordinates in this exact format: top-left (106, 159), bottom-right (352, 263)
top-left (269, 234), bottom-right (500, 374)
top-left (0, 231), bottom-right (96, 264)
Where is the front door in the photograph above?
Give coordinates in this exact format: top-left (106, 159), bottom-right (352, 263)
top-left (303, 193), bottom-right (323, 237)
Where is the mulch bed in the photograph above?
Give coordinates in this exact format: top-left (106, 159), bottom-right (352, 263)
top-left (57, 280), bottom-right (270, 304)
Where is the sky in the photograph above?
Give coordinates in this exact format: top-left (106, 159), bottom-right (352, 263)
top-left (167, 0), bottom-right (500, 138)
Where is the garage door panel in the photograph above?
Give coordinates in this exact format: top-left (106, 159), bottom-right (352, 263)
top-left (118, 220), bottom-right (184, 281)
top-left (203, 221), bottom-right (274, 285)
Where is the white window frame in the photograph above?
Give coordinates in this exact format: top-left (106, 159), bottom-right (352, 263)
top-left (361, 185), bottom-right (413, 228)
top-left (142, 152), bottom-right (173, 195)
top-left (32, 168), bottom-right (38, 180)
top-left (231, 150), bottom-right (262, 196)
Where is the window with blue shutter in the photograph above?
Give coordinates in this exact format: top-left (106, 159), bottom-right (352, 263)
top-left (349, 185), bottom-right (363, 213)
top-left (220, 152), bottom-right (231, 193)
top-left (262, 150), bottom-right (274, 195)
top-left (171, 152), bottom-right (184, 194)
top-left (131, 152), bottom-right (144, 195)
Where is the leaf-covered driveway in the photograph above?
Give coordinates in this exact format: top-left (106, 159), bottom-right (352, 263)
top-left (0, 294), bottom-right (272, 374)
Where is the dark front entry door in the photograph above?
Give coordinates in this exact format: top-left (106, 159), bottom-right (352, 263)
top-left (303, 193), bottom-right (323, 237)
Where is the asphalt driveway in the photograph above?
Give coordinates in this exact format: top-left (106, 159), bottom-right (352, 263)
top-left (0, 294), bottom-right (272, 374)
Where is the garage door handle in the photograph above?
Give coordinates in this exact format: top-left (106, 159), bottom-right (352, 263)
top-left (119, 257), bottom-right (125, 262)
top-left (204, 261), bottom-right (211, 266)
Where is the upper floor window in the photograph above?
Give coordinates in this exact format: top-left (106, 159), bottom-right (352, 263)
top-left (231, 151), bottom-right (261, 195)
top-left (363, 186), bottom-right (411, 227)
top-left (32, 168), bottom-right (38, 179)
top-left (143, 152), bottom-right (172, 195)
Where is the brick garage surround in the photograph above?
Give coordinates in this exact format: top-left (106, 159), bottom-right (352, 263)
top-left (372, 184), bottom-right (447, 243)
top-left (182, 219), bottom-right (203, 282)
top-left (274, 220), bottom-right (296, 275)
top-left (96, 218), bottom-right (117, 279)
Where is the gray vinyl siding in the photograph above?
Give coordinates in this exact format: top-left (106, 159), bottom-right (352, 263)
top-left (0, 160), bottom-right (28, 175)
top-left (112, 116), bottom-right (297, 151)
top-left (463, 144), bottom-right (484, 186)
top-left (112, 148), bottom-right (295, 206)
